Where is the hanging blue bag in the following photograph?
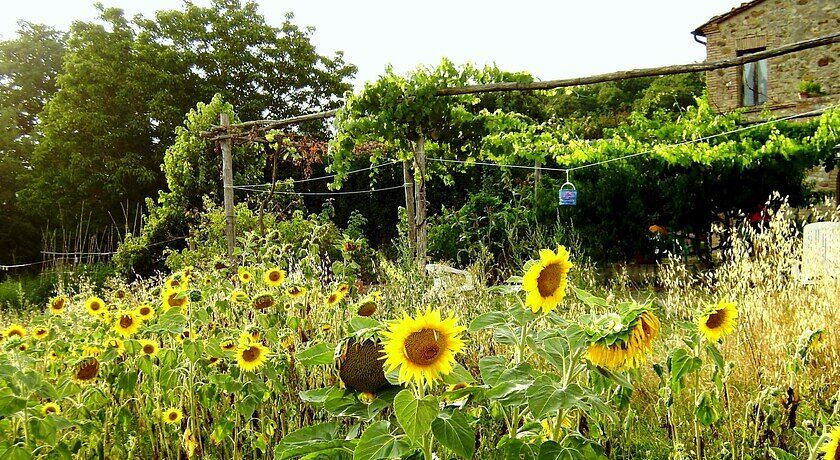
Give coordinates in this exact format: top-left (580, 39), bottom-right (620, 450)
top-left (559, 182), bottom-right (577, 206)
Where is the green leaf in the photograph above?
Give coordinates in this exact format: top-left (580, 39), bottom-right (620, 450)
top-left (573, 288), bottom-right (608, 307)
top-left (694, 391), bottom-right (720, 426)
top-left (527, 376), bottom-right (580, 419)
top-left (0, 445), bottom-right (32, 460)
top-left (431, 411), bottom-right (475, 459)
top-left (297, 343), bottom-right (335, 366)
top-left (667, 348), bottom-right (702, 394)
top-left (441, 362), bottom-right (476, 385)
top-left (393, 389), bottom-right (439, 444)
top-left (275, 422), bottom-right (347, 460)
top-left (468, 311), bottom-right (507, 332)
top-left (353, 420), bottom-right (409, 460)
top-left (0, 394), bottom-right (27, 417)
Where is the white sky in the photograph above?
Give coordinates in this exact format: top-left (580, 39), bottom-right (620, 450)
top-left (1, 0), bottom-right (745, 89)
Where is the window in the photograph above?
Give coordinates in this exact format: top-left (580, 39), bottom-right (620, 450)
top-left (738, 48), bottom-right (767, 106)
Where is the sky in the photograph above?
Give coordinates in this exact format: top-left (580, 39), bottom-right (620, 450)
top-left (0, 0), bottom-right (746, 89)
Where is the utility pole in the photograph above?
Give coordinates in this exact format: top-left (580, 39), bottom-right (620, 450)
top-left (220, 113), bottom-right (236, 266)
top-left (403, 160), bottom-right (417, 258)
top-left (414, 134), bottom-right (428, 269)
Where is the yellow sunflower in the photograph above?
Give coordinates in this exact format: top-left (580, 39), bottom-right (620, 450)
top-left (264, 268), bottom-right (286, 287)
top-left (106, 337), bottom-right (125, 354)
top-left (697, 300), bottom-right (739, 343)
top-left (586, 310), bottom-right (660, 371)
top-left (286, 285), bottom-right (307, 299)
top-left (82, 346), bottom-right (102, 357)
top-left (4, 324), bottom-right (26, 340)
top-left (220, 340), bottom-right (237, 352)
top-left (85, 296), bottom-right (106, 316)
top-left (49, 296), bottom-right (69, 315)
top-left (230, 290), bottom-right (248, 303)
top-left (381, 309), bottom-right (465, 386)
top-left (161, 407), bottom-right (183, 424)
top-left (165, 276), bottom-right (188, 291)
top-left (113, 311), bottom-right (142, 338)
top-left (74, 357), bottom-right (99, 382)
top-left (42, 402), bottom-right (61, 416)
top-left (338, 284), bottom-right (350, 295)
top-left (239, 270), bottom-right (253, 284)
top-left (33, 327), bottom-right (50, 341)
top-left (522, 246), bottom-right (573, 315)
top-left (236, 341), bottom-right (269, 372)
top-left (252, 292), bottom-right (277, 311)
top-left (162, 288), bottom-right (189, 311)
top-left (326, 290), bottom-right (345, 307)
top-left (134, 304), bottom-right (154, 320)
top-left (357, 297), bottom-right (378, 317)
top-left (139, 340), bottom-right (159, 357)
top-left (821, 426), bottom-right (840, 460)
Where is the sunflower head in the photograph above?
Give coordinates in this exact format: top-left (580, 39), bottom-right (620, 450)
top-left (114, 289), bottom-right (127, 300)
top-left (113, 311), bottom-right (142, 338)
top-left (74, 357), bottom-right (100, 382)
top-left (85, 297), bottom-right (106, 316)
top-left (106, 337), bottom-right (125, 354)
top-left (339, 339), bottom-right (390, 393)
top-left (326, 290), bottom-right (345, 306)
top-left (139, 340), bottom-right (159, 357)
top-left (522, 246), bottom-right (573, 315)
top-left (252, 293), bottom-right (276, 311)
top-left (264, 268), bottom-right (286, 287)
top-left (42, 402), bottom-right (61, 416)
top-left (33, 327), bottom-right (49, 341)
top-left (821, 426), bottom-right (840, 460)
top-left (162, 407), bottom-right (183, 424)
top-left (382, 309), bottom-right (465, 387)
top-left (236, 342), bottom-right (269, 372)
top-left (49, 296), bottom-right (69, 315)
top-left (163, 288), bottom-right (189, 310)
top-left (83, 346), bottom-right (102, 357)
top-left (338, 284), bottom-right (350, 295)
top-left (239, 270), bottom-right (253, 284)
top-left (136, 304), bottom-right (155, 320)
top-left (357, 297), bottom-right (377, 317)
top-left (220, 340), bottom-right (237, 351)
top-left (4, 324), bottom-right (26, 340)
top-left (697, 301), bottom-right (739, 343)
top-left (229, 290), bottom-right (248, 304)
top-left (287, 286), bottom-right (307, 299)
top-left (585, 304), bottom-right (660, 371)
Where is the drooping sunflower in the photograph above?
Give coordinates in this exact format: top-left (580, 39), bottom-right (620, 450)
top-left (821, 426), bottom-right (840, 460)
top-left (135, 304), bottom-right (155, 320)
top-left (286, 285), bottom-right (307, 299)
top-left (238, 270), bottom-right (253, 284)
top-left (220, 339), bottom-right (237, 352)
top-left (356, 297), bottom-right (378, 317)
top-left (522, 246), bottom-right (573, 314)
top-left (263, 268), bottom-right (286, 287)
top-left (74, 357), bottom-right (100, 382)
top-left (162, 407), bottom-right (183, 424)
top-left (381, 309), bottom-right (466, 386)
top-left (113, 311), bottom-right (142, 338)
top-left (162, 288), bottom-right (189, 311)
top-left (697, 300), bottom-right (739, 343)
top-left (106, 337), bottom-right (125, 354)
top-left (82, 346), bottom-right (102, 357)
top-left (586, 307), bottom-right (660, 371)
top-left (49, 296), bottom-right (69, 315)
top-left (339, 339), bottom-right (390, 393)
top-left (139, 340), bottom-right (159, 357)
top-left (230, 290), bottom-right (248, 304)
top-left (236, 341), bottom-right (269, 372)
top-left (4, 324), bottom-right (26, 340)
top-left (33, 327), bottom-right (50, 341)
top-left (252, 292), bottom-right (277, 311)
top-left (85, 296), bottom-right (106, 316)
top-left (42, 402), bottom-right (61, 416)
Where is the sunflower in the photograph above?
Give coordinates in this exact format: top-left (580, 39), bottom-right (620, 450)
top-left (220, 340), bottom-right (237, 352)
top-left (139, 340), bottom-right (159, 357)
top-left (4, 324), bottom-right (26, 340)
top-left (239, 270), bottom-right (253, 284)
top-left (586, 309), bottom-right (660, 371)
top-left (252, 292), bottom-right (276, 311)
top-left (230, 290), bottom-right (248, 304)
top-left (82, 346), bottom-right (102, 357)
top-left (338, 284), bottom-right (350, 295)
top-left (382, 309), bottom-right (465, 386)
top-left (357, 297), bottom-right (378, 317)
top-left (74, 357), bottom-right (100, 382)
top-left (106, 337), bottom-right (125, 354)
top-left (33, 327), bottom-right (50, 341)
top-left (320, 323), bottom-right (332, 332)
top-left (42, 402), bottom-right (61, 416)
top-left (165, 276), bottom-right (187, 291)
top-left (264, 268), bottom-right (286, 287)
top-left (135, 304), bottom-right (155, 320)
top-left (85, 296), bottom-right (106, 316)
top-left (522, 246), bottom-right (573, 315)
top-left (49, 296), bottom-right (69, 315)
top-left (286, 285), bottom-right (307, 299)
top-left (114, 289), bottom-right (127, 301)
top-left (177, 329), bottom-right (193, 342)
top-left (697, 300), bottom-right (739, 343)
top-left (326, 290), bottom-right (345, 307)
top-left (162, 288), bottom-right (189, 311)
top-left (236, 341), bottom-right (269, 372)
top-left (112, 312), bottom-right (141, 338)
top-left (162, 407), bottom-right (183, 424)
top-left (821, 426), bottom-right (840, 460)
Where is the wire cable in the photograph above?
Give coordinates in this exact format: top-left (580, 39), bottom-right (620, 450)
top-left (234, 183), bottom-right (408, 196)
top-left (233, 159), bottom-right (400, 188)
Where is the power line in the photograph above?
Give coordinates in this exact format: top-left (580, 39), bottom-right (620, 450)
top-left (231, 160), bottom-right (400, 188)
top-left (234, 183), bottom-right (408, 196)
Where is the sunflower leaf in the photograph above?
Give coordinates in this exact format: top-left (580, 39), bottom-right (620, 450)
top-left (354, 420), bottom-right (410, 460)
top-left (393, 389), bottom-right (439, 445)
top-left (297, 343), bottom-right (335, 366)
top-left (431, 410), bottom-right (475, 459)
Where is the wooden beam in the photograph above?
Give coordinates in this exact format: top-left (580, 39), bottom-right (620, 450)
top-left (201, 109), bottom-right (338, 139)
top-left (414, 134), bottom-right (428, 269)
top-left (436, 32), bottom-right (840, 95)
top-left (403, 160), bottom-right (417, 258)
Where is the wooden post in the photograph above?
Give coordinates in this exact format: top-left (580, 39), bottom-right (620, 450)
top-left (414, 134), bottom-right (428, 269)
top-left (403, 160), bottom-right (417, 258)
top-left (220, 113), bottom-right (236, 265)
top-left (534, 160), bottom-right (542, 195)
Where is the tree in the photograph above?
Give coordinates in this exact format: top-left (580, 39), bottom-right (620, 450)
top-left (0, 22), bottom-right (66, 262)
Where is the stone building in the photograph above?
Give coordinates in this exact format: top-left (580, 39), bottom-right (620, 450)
top-left (693, 0), bottom-right (839, 198)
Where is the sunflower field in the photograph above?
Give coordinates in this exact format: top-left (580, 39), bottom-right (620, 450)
top-left (0, 196), bottom-right (838, 460)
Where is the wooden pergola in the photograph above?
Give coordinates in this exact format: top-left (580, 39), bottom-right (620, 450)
top-left (201, 33), bottom-right (840, 267)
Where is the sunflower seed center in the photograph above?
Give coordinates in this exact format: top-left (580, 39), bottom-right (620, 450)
top-left (404, 329), bottom-right (444, 366)
top-left (242, 346), bottom-right (261, 362)
top-left (705, 310), bottom-right (726, 329)
top-left (119, 316), bottom-right (134, 328)
top-left (537, 263), bottom-right (564, 297)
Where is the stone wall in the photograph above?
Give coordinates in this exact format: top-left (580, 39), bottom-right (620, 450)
top-left (699, 0), bottom-right (839, 115)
